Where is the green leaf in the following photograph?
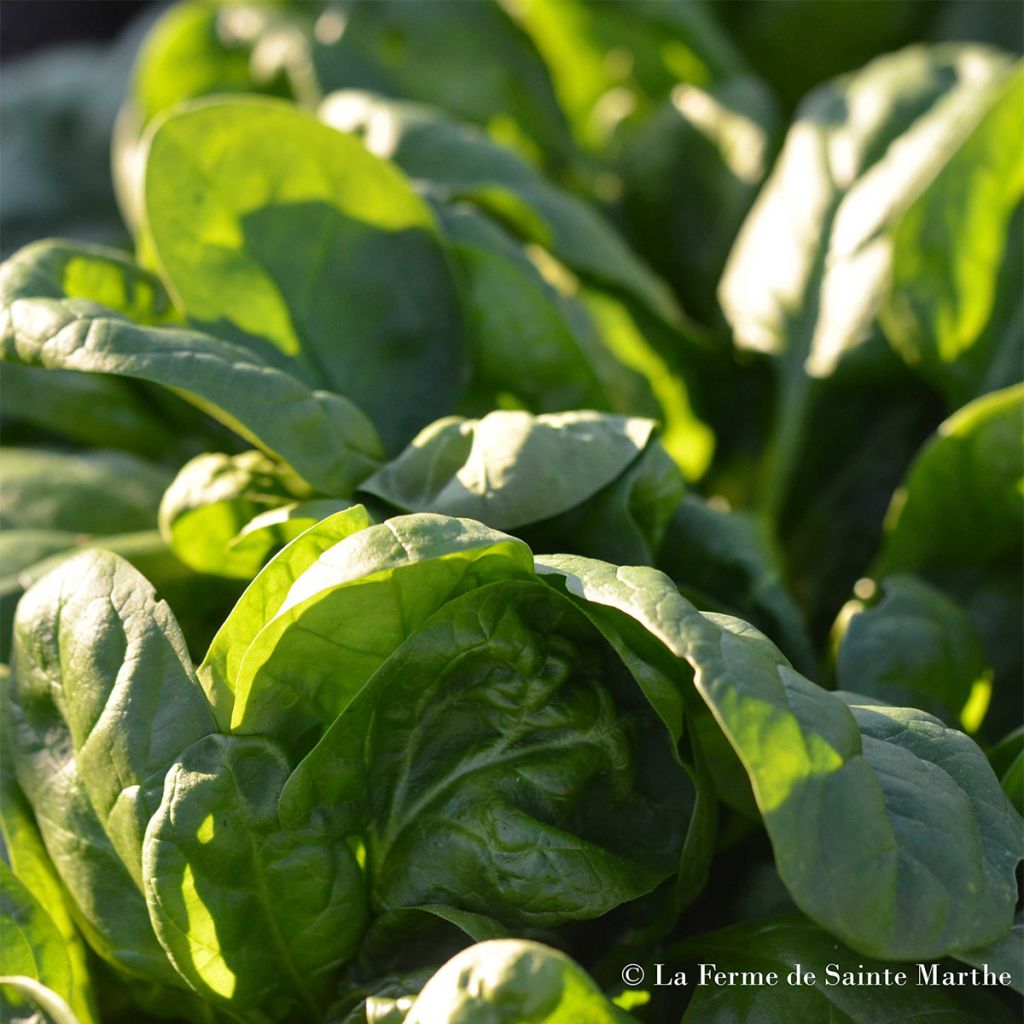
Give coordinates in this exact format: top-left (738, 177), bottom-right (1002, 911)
top-left (0, 239), bottom-right (384, 494)
top-left (159, 451), bottom-right (309, 579)
top-left (0, 448), bottom-right (170, 535)
top-left (537, 556), bottom-right (1021, 959)
top-left (0, 863), bottom-right (73, 1008)
top-left (401, 940), bottom-right (634, 1023)
top-left (143, 734), bottom-right (365, 1019)
top-left (227, 498), bottom-right (356, 575)
top-left (516, 0), bottom-right (750, 151)
top-left (658, 495), bottom-right (814, 674)
top-left (522, 435), bottom-right (684, 567)
top-left (280, 579), bottom-right (695, 928)
top-left (883, 64), bottom-right (1024, 405)
top-left (142, 98), bottom-right (467, 452)
top-left (8, 552), bottom-right (215, 984)
top-left (437, 205), bottom-right (612, 414)
top-left (719, 45), bottom-right (1014, 515)
top-left (0, 363), bottom-right (181, 460)
top-left (361, 410), bottom-right (660, 530)
top-left (617, 75), bottom-right (779, 324)
top-left (677, 914), bottom-right (1019, 1023)
top-left (834, 574), bottom-right (992, 732)
top-left (197, 504), bottom-right (374, 725)
top-left (0, 677), bottom-right (97, 1024)
top-left (132, 3), bottom-right (272, 126)
top-left (877, 384), bottom-right (1023, 574)
top-left (228, 514), bottom-right (534, 751)
top-left (319, 92), bottom-right (681, 326)
top-left (954, 912), bottom-right (1023, 996)
top-left (310, 0), bottom-right (573, 165)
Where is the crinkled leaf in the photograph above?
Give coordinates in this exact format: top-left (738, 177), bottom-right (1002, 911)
top-left (7, 553), bottom-right (215, 984)
top-left (0, 239), bottom-right (384, 494)
top-left (280, 579), bottom-right (695, 928)
top-left (537, 556), bottom-right (1021, 959)
top-left (144, 734), bottom-right (365, 1018)
top-left (143, 98), bottom-right (466, 451)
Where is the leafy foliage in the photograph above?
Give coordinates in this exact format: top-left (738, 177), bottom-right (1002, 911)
top-left (1, 4), bottom-right (1021, 1023)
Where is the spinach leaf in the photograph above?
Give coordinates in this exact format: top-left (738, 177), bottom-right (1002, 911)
top-left (677, 914), bottom-right (1019, 1023)
top-left (834, 574), bottom-right (993, 733)
top-left (400, 939), bottom-right (634, 1024)
top-left (361, 410), bottom-right (668, 532)
top-left (198, 504), bottom-right (374, 724)
top-left (878, 384), bottom-right (1023, 574)
top-left (280, 579), bottom-right (696, 928)
top-left (7, 552), bottom-right (214, 983)
top-left (538, 556), bottom-right (1022, 959)
top-left (143, 734), bottom-right (365, 1019)
top-left (720, 45), bottom-right (1015, 516)
top-left (883, 64), bottom-right (1024, 406)
top-left (0, 863), bottom-right (75, 1019)
top-left (658, 495), bottom-right (814, 674)
top-left (310, 0), bottom-right (573, 167)
top-left (142, 99), bottom-right (467, 452)
top-left (228, 515), bottom-right (533, 750)
top-left (0, 239), bottom-right (384, 494)
top-left (318, 91), bottom-right (681, 327)
top-left (159, 451), bottom-right (310, 579)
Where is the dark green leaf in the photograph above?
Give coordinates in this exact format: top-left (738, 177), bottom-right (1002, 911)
top-left (144, 733), bottom-right (365, 1018)
top-left (143, 98), bottom-right (467, 452)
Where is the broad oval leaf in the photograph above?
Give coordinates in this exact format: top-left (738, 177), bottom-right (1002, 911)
top-left (882, 64), bottom-right (1024, 406)
top-left (197, 504), bottom-right (375, 724)
top-left (229, 515), bottom-right (534, 749)
top-left (280, 579), bottom-right (696, 928)
top-left (361, 410), bottom-right (661, 531)
top-left (721, 44), bottom-right (1013, 377)
top-left (0, 239), bottom-right (384, 495)
top-left (0, 863), bottom-right (73, 1009)
top-left (7, 551), bottom-right (216, 984)
top-left (877, 384), bottom-right (1023, 574)
top-left (144, 733), bottom-right (366, 1018)
top-left (143, 98), bottom-right (467, 452)
top-left (159, 450), bottom-right (309, 580)
top-left (537, 556), bottom-right (1021, 959)
top-left (0, 447), bottom-right (170, 535)
top-left (402, 939), bottom-right (632, 1024)
top-left (834, 574), bottom-right (992, 733)
top-left (319, 91), bottom-right (682, 326)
